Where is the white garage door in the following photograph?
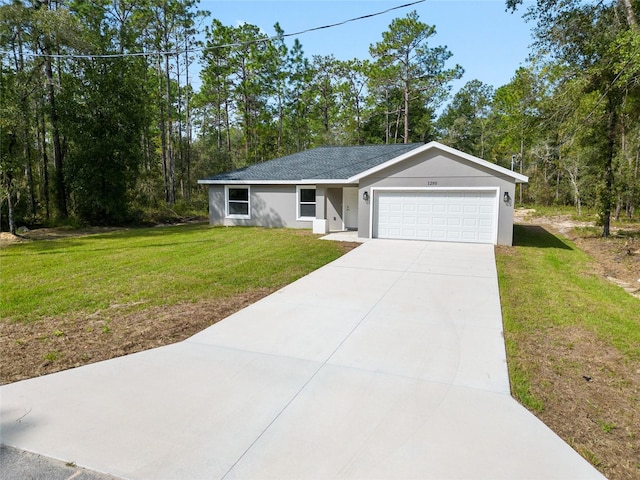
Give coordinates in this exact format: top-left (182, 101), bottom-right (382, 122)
top-left (374, 190), bottom-right (497, 243)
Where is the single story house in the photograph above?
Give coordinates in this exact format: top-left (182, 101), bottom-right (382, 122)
top-left (198, 141), bottom-right (528, 245)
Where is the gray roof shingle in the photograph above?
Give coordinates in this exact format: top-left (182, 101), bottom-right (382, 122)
top-left (201, 144), bottom-right (424, 182)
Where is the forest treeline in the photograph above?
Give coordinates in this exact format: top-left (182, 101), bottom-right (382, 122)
top-left (1, 0), bottom-right (639, 234)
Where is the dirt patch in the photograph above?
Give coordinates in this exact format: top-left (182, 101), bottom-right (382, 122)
top-left (519, 325), bottom-right (640, 478)
top-left (572, 236), bottom-right (640, 299)
top-left (0, 226), bottom-right (124, 247)
top-left (515, 210), bottom-right (640, 299)
top-left (0, 290), bottom-right (274, 385)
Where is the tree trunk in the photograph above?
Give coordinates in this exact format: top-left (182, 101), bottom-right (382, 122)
top-left (403, 52), bottom-right (410, 143)
top-left (157, 57), bottom-right (169, 203)
top-left (38, 97), bottom-right (50, 220)
top-left (225, 100), bottom-right (231, 152)
top-left (614, 199), bottom-right (622, 221)
top-left (630, 142), bottom-right (639, 218)
top-left (185, 39), bottom-right (192, 203)
top-left (43, 50), bottom-right (67, 218)
top-left (24, 142), bottom-right (37, 219)
top-left (620, 0), bottom-right (638, 28)
top-left (601, 97), bottom-right (618, 238)
top-left (164, 53), bottom-right (175, 204)
top-left (176, 53), bottom-right (185, 200)
top-left (15, 28), bottom-right (37, 220)
top-left (7, 177), bottom-right (16, 234)
top-left (403, 85), bottom-right (409, 143)
top-left (384, 89), bottom-right (390, 144)
top-left (519, 137), bottom-right (524, 204)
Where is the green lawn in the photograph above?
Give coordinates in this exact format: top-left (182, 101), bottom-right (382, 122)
top-left (496, 224), bottom-right (640, 411)
top-left (0, 225), bottom-right (347, 324)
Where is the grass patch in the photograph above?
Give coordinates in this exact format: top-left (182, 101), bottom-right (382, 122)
top-left (497, 223), bottom-right (640, 477)
top-left (43, 350), bottom-right (63, 362)
top-left (497, 224), bottom-right (640, 408)
top-left (0, 225), bottom-right (346, 324)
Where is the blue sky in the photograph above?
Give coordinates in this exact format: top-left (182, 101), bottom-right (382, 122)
top-left (196, 0), bottom-right (535, 97)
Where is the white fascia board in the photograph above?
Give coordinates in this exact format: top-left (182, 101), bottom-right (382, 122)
top-left (348, 141), bottom-right (529, 184)
top-left (197, 179), bottom-right (355, 185)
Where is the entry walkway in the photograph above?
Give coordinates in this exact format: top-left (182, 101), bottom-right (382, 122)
top-left (1, 240), bottom-right (603, 479)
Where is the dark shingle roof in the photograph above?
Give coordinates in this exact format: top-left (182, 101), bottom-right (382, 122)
top-left (202, 144), bottom-right (424, 182)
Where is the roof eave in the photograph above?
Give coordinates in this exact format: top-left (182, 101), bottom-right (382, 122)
top-left (197, 178), bottom-right (356, 185)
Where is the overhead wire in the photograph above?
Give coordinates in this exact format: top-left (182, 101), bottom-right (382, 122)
top-left (0, 0), bottom-right (426, 60)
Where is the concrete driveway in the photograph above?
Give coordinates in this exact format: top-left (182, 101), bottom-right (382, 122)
top-left (1, 240), bottom-right (604, 479)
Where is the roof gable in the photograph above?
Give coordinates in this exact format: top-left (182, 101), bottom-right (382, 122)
top-left (349, 141), bottom-right (529, 184)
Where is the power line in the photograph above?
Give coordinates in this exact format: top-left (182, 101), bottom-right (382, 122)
top-left (0, 0), bottom-right (426, 60)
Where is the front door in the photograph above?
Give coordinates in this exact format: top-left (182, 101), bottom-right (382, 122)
top-left (343, 187), bottom-right (359, 230)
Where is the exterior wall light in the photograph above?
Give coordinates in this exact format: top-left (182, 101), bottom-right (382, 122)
top-left (503, 191), bottom-right (511, 204)
top-left (363, 191), bottom-right (369, 202)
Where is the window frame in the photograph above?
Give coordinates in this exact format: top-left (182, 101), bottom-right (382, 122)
top-left (296, 185), bottom-right (317, 221)
top-left (225, 185), bottom-right (251, 219)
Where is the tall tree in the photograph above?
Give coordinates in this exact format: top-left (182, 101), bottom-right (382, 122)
top-left (369, 10), bottom-right (463, 143)
top-left (282, 38), bottom-right (314, 152)
top-left (437, 79), bottom-right (494, 158)
top-left (61, 0), bottom-right (149, 223)
top-left (507, 0), bottom-right (640, 235)
top-left (309, 54), bottom-right (339, 144)
top-left (33, 0), bottom-right (81, 220)
top-left (490, 66), bottom-right (541, 203)
top-left (335, 58), bottom-right (370, 145)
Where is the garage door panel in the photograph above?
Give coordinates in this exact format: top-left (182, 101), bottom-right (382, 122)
top-left (463, 204), bottom-right (479, 213)
top-left (462, 218), bottom-right (478, 227)
top-left (433, 203), bottom-right (446, 213)
top-left (462, 231), bottom-right (478, 240)
top-left (374, 191), bottom-right (497, 244)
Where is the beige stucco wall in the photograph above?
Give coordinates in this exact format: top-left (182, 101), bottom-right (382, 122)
top-left (207, 185), bottom-right (321, 229)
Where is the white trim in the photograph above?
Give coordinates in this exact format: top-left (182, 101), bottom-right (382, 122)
top-left (296, 185), bottom-right (317, 221)
top-left (368, 186), bottom-right (500, 244)
top-left (198, 179), bottom-right (354, 186)
top-left (225, 185), bottom-right (251, 219)
top-left (349, 141), bottom-right (529, 184)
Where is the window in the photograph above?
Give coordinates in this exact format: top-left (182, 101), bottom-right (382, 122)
top-left (297, 186), bottom-right (316, 220)
top-left (226, 186), bottom-right (250, 218)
